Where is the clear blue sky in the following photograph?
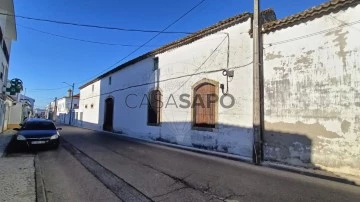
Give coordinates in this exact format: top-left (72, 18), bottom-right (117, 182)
top-left (9, 0), bottom-right (327, 108)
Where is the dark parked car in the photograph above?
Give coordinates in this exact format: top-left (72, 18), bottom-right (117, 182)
top-left (14, 119), bottom-right (61, 149)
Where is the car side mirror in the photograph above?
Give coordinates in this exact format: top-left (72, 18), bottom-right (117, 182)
top-left (19, 123), bottom-right (23, 126)
top-left (57, 128), bottom-right (62, 131)
top-left (13, 128), bottom-right (20, 131)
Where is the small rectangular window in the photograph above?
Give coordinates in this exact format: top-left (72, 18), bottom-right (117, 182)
top-left (92, 85), bottom-right (94, 92)
top-left (0, 63), bottom-right (4, 81)
top-left (109, 76), bottom-right (112, 85)
top-left (153, 57), bottom-right (159, 71)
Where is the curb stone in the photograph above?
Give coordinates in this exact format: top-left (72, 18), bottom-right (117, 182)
top-left (35, 155), bottom-right (47, 202)
top-left (262, 162), bottom-right (359, 187)
top-left (0, 130), bottom-right (16, 157)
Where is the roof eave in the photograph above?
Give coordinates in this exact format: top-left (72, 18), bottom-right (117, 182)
top-left (79, 12), bottom-right (252, 89)
top-left (263, 0), bottom-right (360, 33)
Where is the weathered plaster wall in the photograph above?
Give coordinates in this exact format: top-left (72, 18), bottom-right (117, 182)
top-left (154, 19), bottom-right (254, 157)
top-left (263, 5), bottom-right (360, 176)
top-left (80, 18), bottom-right (255, 158)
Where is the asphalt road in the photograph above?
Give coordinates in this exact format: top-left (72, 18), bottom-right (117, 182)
top-left (58, 125), bottom-right (360, 202)
top-left (37, 146), bottom-right (120, 202)
top-left (7, 125), bottom-right (360, 202)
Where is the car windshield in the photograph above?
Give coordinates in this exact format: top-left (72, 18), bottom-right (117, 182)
top-left (21, 122), bottom-right (56, 130)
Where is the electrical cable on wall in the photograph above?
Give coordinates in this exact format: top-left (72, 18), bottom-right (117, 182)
top-left (79, 61), bottom-right (253, 101)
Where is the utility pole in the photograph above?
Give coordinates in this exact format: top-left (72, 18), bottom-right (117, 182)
top-left (68, 83), bottom-right (74, 125)
top-left (253, 0), bottom-right (263, 165)
top-left (53, 97), bottom-right (57, 122)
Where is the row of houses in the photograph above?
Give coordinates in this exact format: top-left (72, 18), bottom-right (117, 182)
top-left (68, 0), bottom-right (359, 177)
top-left (0, 0), bottom-right (35, 131)
top-left (46, 89), bottom-right (80, 124)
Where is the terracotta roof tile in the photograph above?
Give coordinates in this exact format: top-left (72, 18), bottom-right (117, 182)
top-left (151, 12), bottom-right (252, 55)
top-left (80, 12), bottom-right (252, 89)
top-left (80, 0), bottom-right (359, 89)
top-left (263, 0), bottom-right (360, 32)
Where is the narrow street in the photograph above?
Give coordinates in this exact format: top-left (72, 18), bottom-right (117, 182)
top-left (1, 0), bottom-right (360, 201)
top-left (20, 125), bottom-right (360, 202)
top-left (37, 147), bottom-right (120, 201)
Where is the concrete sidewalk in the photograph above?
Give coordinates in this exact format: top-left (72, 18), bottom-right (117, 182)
top-left (0, 130), bottom-right (36, 202)
top-left (0, 130), bottom-right (16, 157)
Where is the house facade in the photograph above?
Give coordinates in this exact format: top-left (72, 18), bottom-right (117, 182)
top-left (78, 0), bottom-right (360, 176)
top-left (4, 94), bottom-right (35, 129)
top-left (262, 0), bottom-right (360, 176)
top-left (55, 91), bottom-right (80, 124)
top-left (0, 0), bottom-right (16, 132)
top-left (79, 13), bottom-right (255, 159)
top-left (34, 108), bottom-right (46, 118)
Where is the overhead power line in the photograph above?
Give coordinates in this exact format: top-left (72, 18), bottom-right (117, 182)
top-left (79, 61), bottom-right (253, 101)
top-left (17, 24), bottom-right (159, 47)
top-left (171, 34), bottom-right (228, 95)
top-left (27, 86), bottom-right (69, 91)
top-left (0, 12), bottom-right (192, 34)
top-left (77, 0), bottom-right (207, 86)
top-left (78, 37), bottom-right (250, 101)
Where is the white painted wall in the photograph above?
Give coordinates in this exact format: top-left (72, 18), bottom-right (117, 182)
top-left (79, 18), bottom-right (255, 158)
top-left (56, 97), bottom-right (79, 115)
top-left (263, 5), bottom-right (360, 176)
top-left (55, 96), bottom-right (79, 124)
top-left (8, 103), bottom-right (22, 125)
top-left (0, 0), bottom-right (16, 131)
top-left (79, 80), bottom-right (101, 129)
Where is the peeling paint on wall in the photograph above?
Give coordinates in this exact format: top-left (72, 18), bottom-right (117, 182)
top-left (341, 120), bottom-right (351, 133)
top-left (263, 5), bottom-right (360, 176)
top-left (325, 29), bottom-right (349, 70)
top-left (265, 52), bottom-right (283, 60)
top-left (265, 121), bottom-right (341, 139)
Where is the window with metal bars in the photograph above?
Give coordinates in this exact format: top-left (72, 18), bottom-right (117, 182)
top-left (153, 57), bottom-right (159, 71)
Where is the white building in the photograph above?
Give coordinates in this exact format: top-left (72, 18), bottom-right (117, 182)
top-left (4, 94), bottom-right (35, 129)
top-left (0, 0), bottom-right (17, 132)
top-left (262, 0), bottom-right (360, 177)
top-left (80, 12), bottom-right (256, 157)
top-left (55, 90), bottom-right (80, 124)
top-left (34, 108), bottom-right (46, 118)
top-left (78, 0), bottom-right (360, 177)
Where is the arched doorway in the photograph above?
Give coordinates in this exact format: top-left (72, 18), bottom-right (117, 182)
top-left (103, 97), bottom-right (114, 131)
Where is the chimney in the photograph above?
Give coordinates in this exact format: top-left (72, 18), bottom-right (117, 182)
top-left (67, 89), bottom-right (72, 97)
top-left (261, 8), bottom-right (277, 24)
